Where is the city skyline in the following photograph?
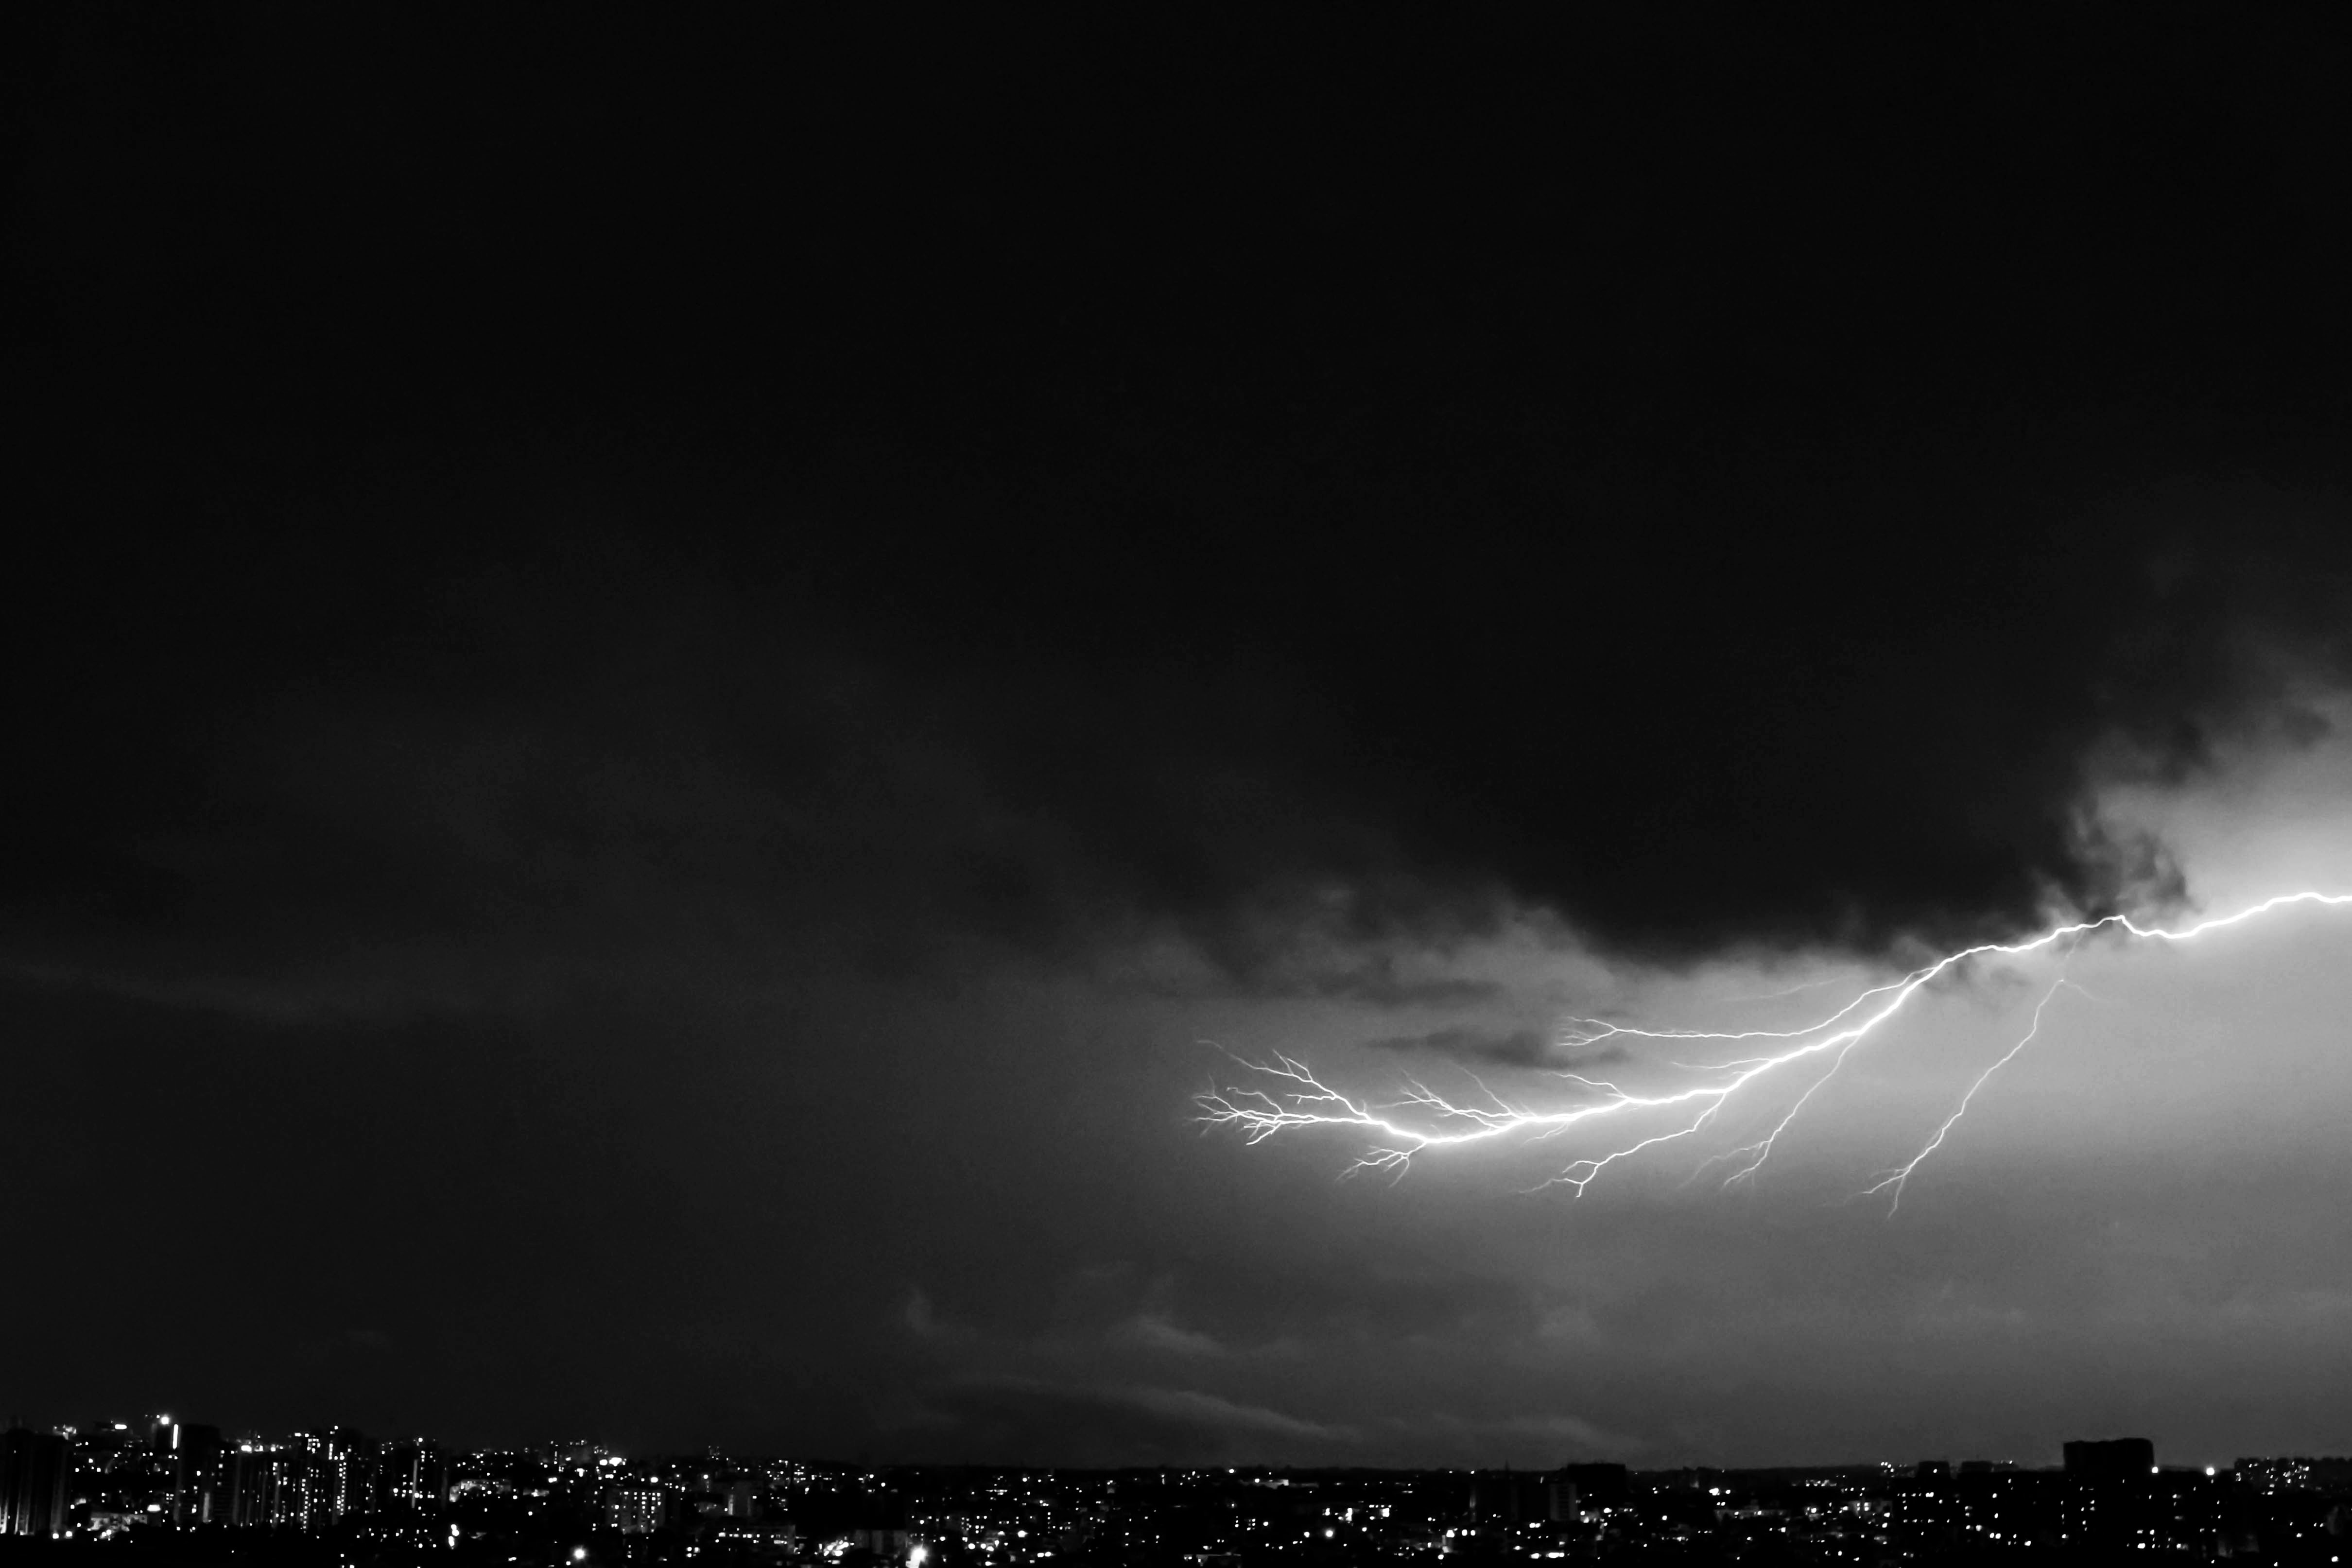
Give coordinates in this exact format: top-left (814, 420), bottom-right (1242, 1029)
top-left (17, 1407), bottom-right (2352, 1479)
top-left (11, 1409), bottom-right (2352, 1563)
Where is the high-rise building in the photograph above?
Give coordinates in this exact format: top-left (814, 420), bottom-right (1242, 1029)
top-left (0, 1429), bottom-right (70, 1538)
top-left (2064, 1438), bottom-right (2156, 1481)
top-left (295, 1429), bottom-right (378, 1523)
top-left (228, 1445), bottom-right (326, 1532)
top-left (607, 1480), bottom-right (669, 1535)
top-left (381, 1438), bottom-right (449, 1517)
top-left (156, 1420), bottom-right (227, 1527)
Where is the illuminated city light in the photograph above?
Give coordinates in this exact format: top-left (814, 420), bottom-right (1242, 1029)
top-left (1199, 891), bottom-right (2352, 1205)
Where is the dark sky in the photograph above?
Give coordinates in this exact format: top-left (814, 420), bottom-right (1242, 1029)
top-left (10, 9), bottom-right (2352, 1466)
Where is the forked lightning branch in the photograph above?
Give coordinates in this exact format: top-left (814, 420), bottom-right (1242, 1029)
top-left (1197, 891), bottom-right (2352, 1211)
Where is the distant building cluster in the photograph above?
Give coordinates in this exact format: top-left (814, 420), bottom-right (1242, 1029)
top-left (3, 1416), bottom-right (452, 1544)
top-left (3, 1415), bottom-right (2352, 1565)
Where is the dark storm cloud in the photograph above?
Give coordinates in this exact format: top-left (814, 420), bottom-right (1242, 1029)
top-left (0, 557), bottom-right (1436, 1006)
top-left (1164, 924), bottom-right (1509, 1006)
top-left (1364, 1025), bottom-right (1575, 1070)
top-left (1356, 1024), bottom-right (1636, 1073)
top-left (13, 13), bottom-right (2352, 970)
top-left (16, 479), bottom-right (2345, 1007)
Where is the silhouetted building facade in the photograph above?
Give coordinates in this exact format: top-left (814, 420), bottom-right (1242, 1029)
top-left (381, 1437), bottom-right (449, 1516)
top-left (2064, 1437), bottom-right (2156, 1482)
top-left (1959, 1467), bottom-right (2062, 1548)
top-left (1558, 1463), bottom-right (1630, 1510)
top-left (228, 1445), bottom-right (326, 1531)
top-left (2057, 1440), bottom-right (2227, 1556)
top-left (0, 1429), bottom-right (69, 1538)
top-left (1469, 1468), bottom-right (1561, 1525)
top-left (156, 1420), bottom-right (226, 1527)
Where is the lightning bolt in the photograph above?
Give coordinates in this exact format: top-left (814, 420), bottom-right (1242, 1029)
top-left (1862, 973), bottom-right (2074, 1216)
top-left (1197, 890), bottom-right (2352, 1203)
top-left (1705, 1033), bottom-right (1866, 1190)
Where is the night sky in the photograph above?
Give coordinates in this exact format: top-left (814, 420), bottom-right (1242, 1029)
top-left (11, 11), bottom-right (2352, 1467)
